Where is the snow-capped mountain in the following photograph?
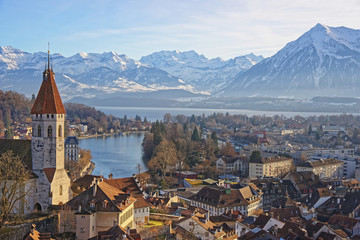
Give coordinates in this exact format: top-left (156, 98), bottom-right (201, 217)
top-left (140, 50), bottom-right (263, 92)
top-left (222, 23), bottom-right (360, 97)
top-left (0, 47), bottom-right (261, 100)
top-left (0, 47), bottom-right (195, 100)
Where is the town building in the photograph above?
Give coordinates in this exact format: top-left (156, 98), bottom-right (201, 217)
top-left (216, 155), bottom-right (249, 177)
top-left (249, 156), bottom-right (293, 178)
top-left (65, 178), bottom-right (136, 240)
top-left (175, 211), bottom-right (226, 240)
top-left (65, 136), bottom-right (80, 163)
top-left (251, 178), bottom-right (287, 210)
top-left (296, 159), bottom-right (344, 179)
top-left (189, 184), bottom-right (262, 217)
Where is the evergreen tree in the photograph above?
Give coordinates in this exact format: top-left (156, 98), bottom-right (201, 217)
top-left (308, 125), bottom-right (313, 135)
top-left (191, 127), bottom-right (200, 141)
top-left (211, 131), bottom-right (218, 144)
top-left (190, 114), bottom-right (196, 123)
top-left (250, 151), bottom-right (262, 162)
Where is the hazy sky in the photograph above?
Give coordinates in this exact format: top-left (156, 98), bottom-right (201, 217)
top-left (1, 0), bottom-right (359, 60)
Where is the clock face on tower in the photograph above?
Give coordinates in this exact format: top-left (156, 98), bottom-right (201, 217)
top-left (32, 139), bottom-right (44, 152)
top-left (57, 139), bottom-right (64, 151)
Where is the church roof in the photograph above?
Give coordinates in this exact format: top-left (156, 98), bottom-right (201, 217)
top-left (44, 168), bottom-right (56, 183)
top-left (30, 69), bottom-right (66, 114)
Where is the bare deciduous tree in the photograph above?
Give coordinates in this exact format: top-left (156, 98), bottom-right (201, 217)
top-left (147, 139), bottom-right (178, 178)
top-left (0, 150), bottom-right (30, 230)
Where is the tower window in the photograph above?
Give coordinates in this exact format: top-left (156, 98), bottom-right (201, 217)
top-left (51, 114), bottom-right (54, 118)
top-left (36, 114), bottom-right (38, 118)
top-left (48, 126), bottom-right (52, 137)
top-left (47, 114), bottom-right (49, 118)
top-left (59, 185), bottom-right (63, 196)
top-left (58, 125), bottom-right (62, 137)
top-left (38, 126), bottom-right (41, 137)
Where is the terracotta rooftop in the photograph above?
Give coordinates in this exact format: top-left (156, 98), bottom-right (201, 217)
top-left (31, 69), bottom-right (66, 114)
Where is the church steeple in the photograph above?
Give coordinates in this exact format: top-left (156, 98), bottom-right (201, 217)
top-left (31, 47), bottom-right (65, 115)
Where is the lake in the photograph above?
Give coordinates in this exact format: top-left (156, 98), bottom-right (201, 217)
top-left (79, 106), bottom-right (348, 178)
top-left (95, 106), bottom-right (346, 122)
top-left (79, 133), bottom-right (146, 178)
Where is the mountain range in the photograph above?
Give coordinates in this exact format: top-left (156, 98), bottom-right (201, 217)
top-left (0, 46), bottom-right (262, 101)
top-left (1, 23), bottom-right (360, 107)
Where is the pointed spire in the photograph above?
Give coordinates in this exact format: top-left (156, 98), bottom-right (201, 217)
top-left (48, 42), bottom-right (50, 70)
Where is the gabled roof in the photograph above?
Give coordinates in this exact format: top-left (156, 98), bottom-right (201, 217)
top-left (66, 181), bottom-right (136, 213)
top-left (30, 69), bottom-right (66, 114)
top-left (189, 185), bottom-right (261, 208)
top-left (328, 214), bottom-right (359, 229)
top-left (44, 168), bottom-right (56, 183)
top-left (104, 177), bottom-right (143, 197)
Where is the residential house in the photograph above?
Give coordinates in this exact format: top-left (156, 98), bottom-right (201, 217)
top-left (65, 178), bottom-right (136, 240)
top-left (176, 212), bottom-right (226, 240)
top-left (65, 136), bottom-right (80, 163)
top-left (251, 178), bottom-right (287, 210)
top-left (296, 159), bottom-right (343, 179)
top-left (282, 171), bottom-right (325, 197)
top-left (189, 184), bottom-right (262, 217)
top-left (327, 214), bottom-right (360, 237)
top-left (216, 155), bottom-right (249, 177)
top-left (249, 156), bottom-right (293, 178)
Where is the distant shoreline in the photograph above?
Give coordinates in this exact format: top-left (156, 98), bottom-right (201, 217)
top-left (78, 131), bottom-right (147, 140)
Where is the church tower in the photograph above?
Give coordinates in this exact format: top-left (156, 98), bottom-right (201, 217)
top-left (30, 50), bottom-right (72, 210)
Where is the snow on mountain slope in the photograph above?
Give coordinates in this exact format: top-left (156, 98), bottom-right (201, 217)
top-left (0, 47), bottom-right (191, 99)
top-left (140, 50), bottom-right (264, 92)
top-left (222, 23), bottom-right (360, 98)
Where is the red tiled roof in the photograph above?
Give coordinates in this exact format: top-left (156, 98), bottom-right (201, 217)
top-left (30, 69), bottom-right (66, 114)
top-left (44, 168), bottom-right (56, 183)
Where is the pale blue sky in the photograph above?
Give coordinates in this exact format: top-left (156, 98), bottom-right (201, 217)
top-left (1, 0), bottom-right (360, 59)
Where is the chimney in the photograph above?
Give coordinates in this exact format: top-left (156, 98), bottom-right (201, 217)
top-left (93, 182), bottom-right (98, 197)
top-left (274, 224), bottom-right (278, 235)
top-left (109, 173), bottom-right (113, 179)
top-left (78, 205), bottom-right (81, 213)
top-left (30, 224), bottom-right (36, 234)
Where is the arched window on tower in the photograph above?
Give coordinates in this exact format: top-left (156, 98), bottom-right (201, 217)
top-left (38, 126), bottom-right (41, 137)
top-left (48, 126), bottom-right (52, 137)
top-left (58, 125), bottom-right (62, 137)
